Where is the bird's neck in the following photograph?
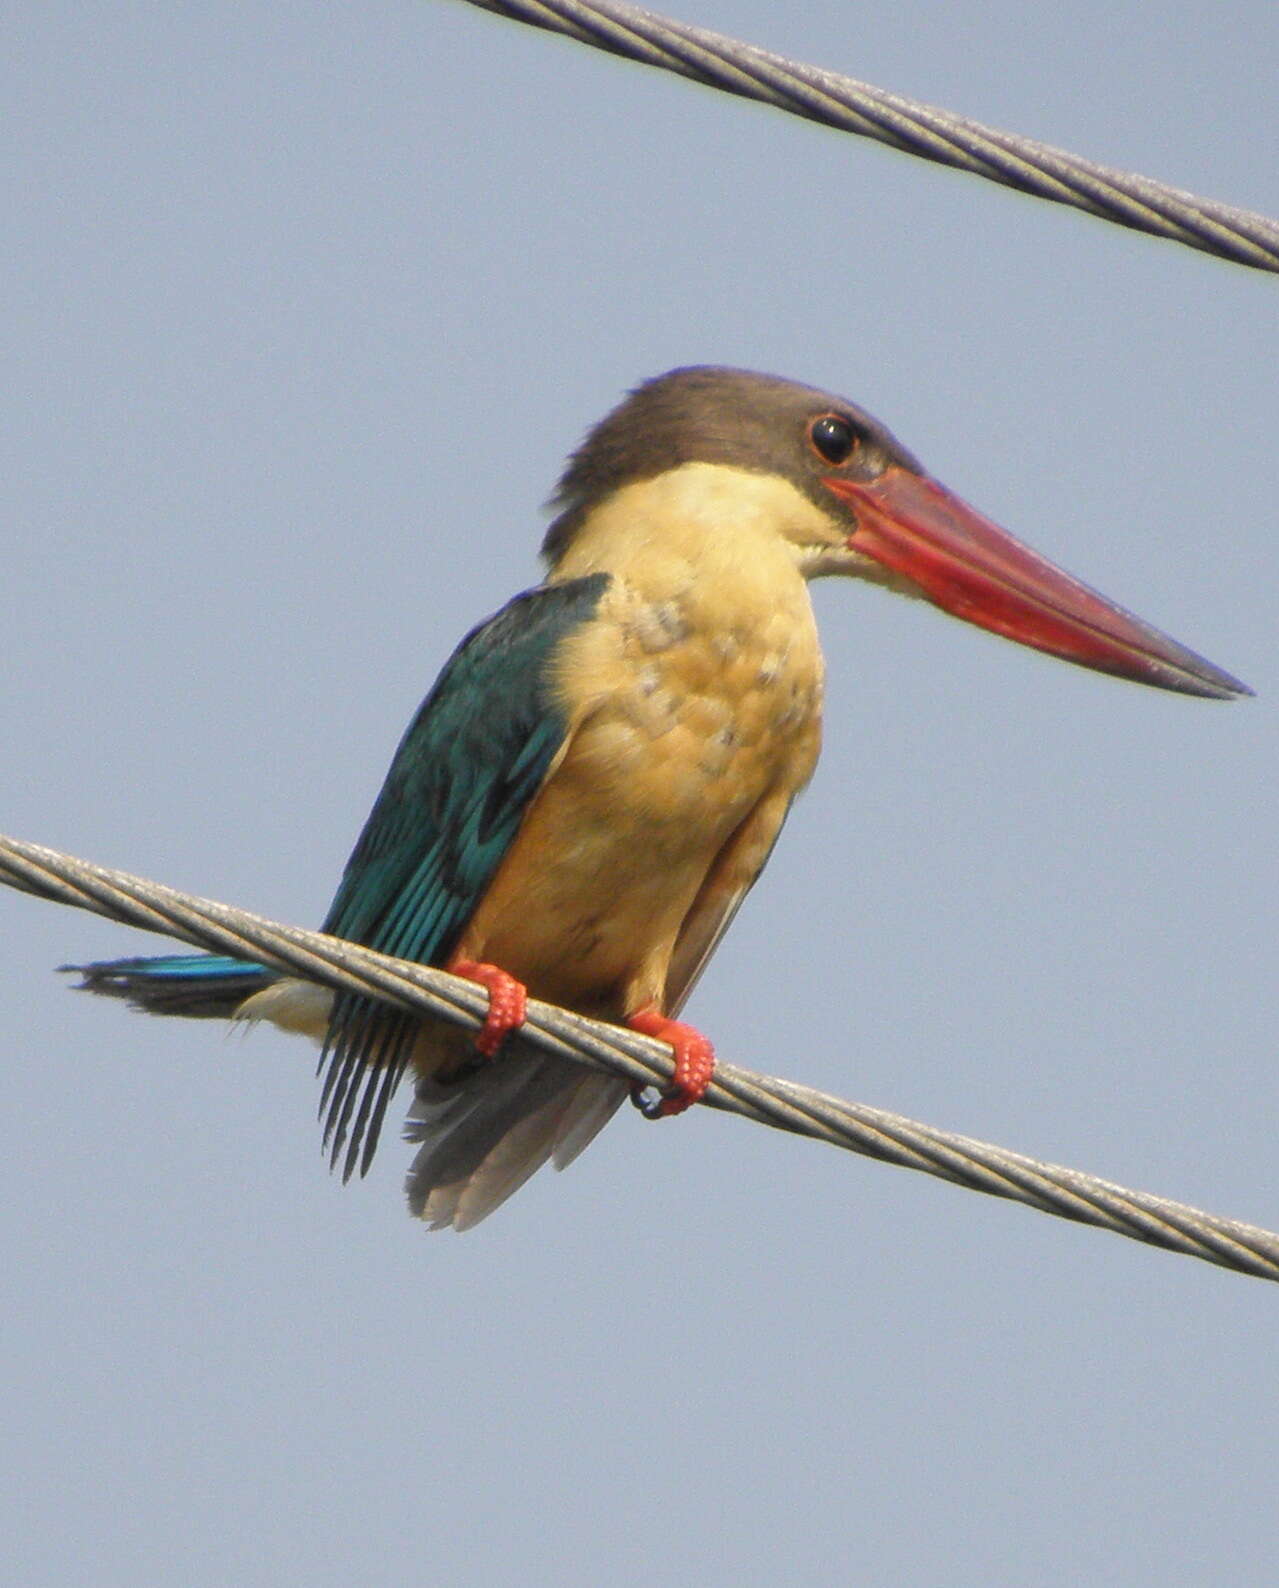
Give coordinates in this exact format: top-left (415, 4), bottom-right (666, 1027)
top-left (545, 462), bottom-right (822, 630)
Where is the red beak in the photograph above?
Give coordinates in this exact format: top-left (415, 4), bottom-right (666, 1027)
top-left (825, 469), bottom-right (1250, 700)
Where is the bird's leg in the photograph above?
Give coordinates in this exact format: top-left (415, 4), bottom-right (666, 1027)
top-left (446, 956), bottom-right (528, 1057)
top-left (625, 1007), bottom-right (716, 1119)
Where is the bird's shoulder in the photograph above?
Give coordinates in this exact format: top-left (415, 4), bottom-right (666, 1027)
top-left (322, 573), bottom-right (611, 941)
top-left (381, 573), bottom-right (612, 779)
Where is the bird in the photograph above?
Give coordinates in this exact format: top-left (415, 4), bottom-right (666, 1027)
top-left (72, 366), bottom-right (1250, 1230)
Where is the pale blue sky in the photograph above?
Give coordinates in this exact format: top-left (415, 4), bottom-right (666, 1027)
top-left (4, 5), bottom-right (1277, 1584)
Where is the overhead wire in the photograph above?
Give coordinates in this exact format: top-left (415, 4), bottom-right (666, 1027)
top-left (3, 832), bottom-right (1275, 1281)
top-left (461, 0), bottom-right (1279, 274)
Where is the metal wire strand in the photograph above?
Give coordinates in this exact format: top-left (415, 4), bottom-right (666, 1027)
top-left (460, 0), bottom-right (1279, 275)
top-left (2, 831), bottom-right (1275, 1281)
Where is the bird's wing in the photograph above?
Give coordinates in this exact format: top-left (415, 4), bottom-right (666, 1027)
top-left (318, 572), bottom-right (611, 1180)
top-left (663, 783), bottom-right (796, 1016)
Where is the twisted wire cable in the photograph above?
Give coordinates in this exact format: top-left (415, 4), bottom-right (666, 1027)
top-left (460, 0), bottom-right (1279, 275)
top-left (3, 831), bottom-right (1275, 1281)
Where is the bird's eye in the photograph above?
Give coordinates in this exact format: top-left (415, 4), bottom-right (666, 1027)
top-left (809, 413), bottom-right (858, 466)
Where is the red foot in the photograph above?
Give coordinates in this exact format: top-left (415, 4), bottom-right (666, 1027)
top-left (447, 957), bottom-right (528, 1057)
top-left (626, 1007), bottom-right (716, 1119)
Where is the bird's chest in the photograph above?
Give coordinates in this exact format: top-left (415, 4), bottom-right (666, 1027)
top-left (456, 575), bottom-right (823, 1011)
top-left (552, 588), bottom-right (824, 857)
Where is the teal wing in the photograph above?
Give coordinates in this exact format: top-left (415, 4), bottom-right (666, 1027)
top-left (319, 572), bottom-right (610, 1178)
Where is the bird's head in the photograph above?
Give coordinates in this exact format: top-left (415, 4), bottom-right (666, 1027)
top-left (544, 367), bottom-right (1249, 700)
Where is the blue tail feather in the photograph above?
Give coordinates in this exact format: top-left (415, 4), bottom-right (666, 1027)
top-left (65, 953), bottom-right (276, 1017)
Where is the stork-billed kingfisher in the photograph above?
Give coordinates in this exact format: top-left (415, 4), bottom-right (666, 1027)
top-left (75, 367), bottom-right (1249, 1229)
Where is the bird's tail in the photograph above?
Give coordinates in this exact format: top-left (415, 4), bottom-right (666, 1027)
top-left (66, 953), bottom-right (277, 1017)
top-left (405, 1056), bottom-right (627, 1232)
top-left (69, 953), bottom-right (628, 1229)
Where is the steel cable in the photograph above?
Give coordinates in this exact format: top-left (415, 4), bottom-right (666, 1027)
top-left (460, 0), bottom-right (1279, 274)
top-left (3, 831), bottom-right (1275, 1280)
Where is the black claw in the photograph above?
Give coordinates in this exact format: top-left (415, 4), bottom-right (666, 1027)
top-left (629, 1082), bottom-right (667, 1121)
